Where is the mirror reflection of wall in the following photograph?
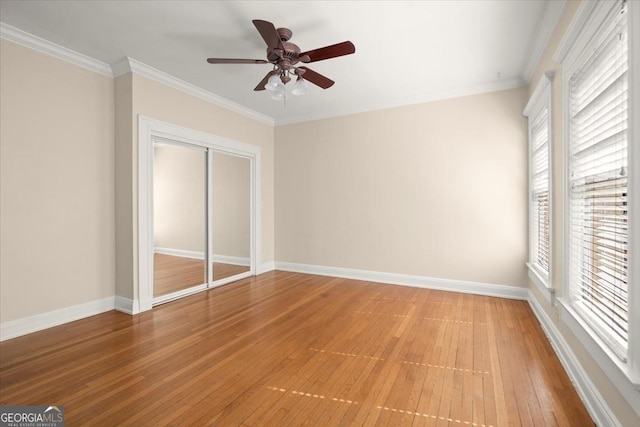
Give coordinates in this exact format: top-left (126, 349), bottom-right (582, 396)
top-left (153, 143), bottom-right (206, 297)
top-left (211, 153), bottom-right (251, 281)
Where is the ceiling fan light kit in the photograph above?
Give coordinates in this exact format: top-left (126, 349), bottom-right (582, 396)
top-left (266, 74), bottom-right (284, 91)
top-left (291, 77), bottom-right (309, 96)
top-left (207, 19), bottom-right (355, 100)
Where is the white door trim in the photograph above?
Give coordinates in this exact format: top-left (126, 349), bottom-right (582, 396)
top-left (137, 115), bottom-right (261, 312)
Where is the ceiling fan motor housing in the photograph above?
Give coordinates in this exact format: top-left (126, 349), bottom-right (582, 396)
top-left (266, 28), bottom-right (301, 66)
top-left (281, 42), bottom-right (301, 62)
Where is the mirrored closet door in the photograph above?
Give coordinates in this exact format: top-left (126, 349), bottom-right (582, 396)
top-left (210, 152), bottom-right (251, 282)
top-left (151, 141), bottom-right (253, 305)
top-left (153, 142), bottom-right (207, 299)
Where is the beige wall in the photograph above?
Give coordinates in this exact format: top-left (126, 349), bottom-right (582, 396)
top-left (114, 73), bottom-right (135, 300)
top-left (526, 1), bottom-right (639, 425)
top-left (275, 87), bottom-right (528, 287)
top-left (0, 40), bottom-right (115, 322)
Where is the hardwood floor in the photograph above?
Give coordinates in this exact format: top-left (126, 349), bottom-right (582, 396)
top-left (154, 253), bottom-right (250, 296)
top-left (0, 271), bottom-right (593, 426)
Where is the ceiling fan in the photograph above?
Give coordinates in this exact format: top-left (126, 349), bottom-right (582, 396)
top-left (206, 20), bottom-right (355, 97)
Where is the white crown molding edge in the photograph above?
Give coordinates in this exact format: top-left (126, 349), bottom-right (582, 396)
top-left (111, 56), bottom-right (274, 126)
top-left (109, 56), bottom-right (132, 77)
top-left (0, 297), bottom-right (116, 342)
top-left (0, 22), bottom-right (113, 77)
top-left (275, 261), bottom-right (528, 300)
top-left (0, 24), bottom-right (274, 126)
top-left (275, 77), bottom-right (525, 126)
top-left (521, 0), bottom-right (567, 83)
top-left (2, 22), bottom-right (532, 128)
top-left (528, 292), bottom-right (624, 427)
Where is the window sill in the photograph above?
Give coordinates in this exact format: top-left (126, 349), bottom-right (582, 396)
top-left (527, 262), bottom-right (555, 305)
top-left (557, 298), bottom-right (640, 399)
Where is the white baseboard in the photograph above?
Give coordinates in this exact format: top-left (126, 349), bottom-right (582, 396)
top-left (154, 247), bottom-right (204, 260)
top-left (212, 254), bottom-right (250, 267)
top-left (114, 296), bottom-right (139, 315)
top-left (154, 247), bottom-right (250, 266)
top-left (0, 297), bottom-right (115, 342)
top-left (257, 261), bottom-right (276, 275)
top-left (527, 291), bottom-right (622, 427)
top-left (275, 261), bottom-right (528, 300)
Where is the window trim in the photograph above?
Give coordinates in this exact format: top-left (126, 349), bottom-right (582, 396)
top-left (559, 0), bottom-right (640, 404)
top-left (628, 0), bottom-right (640, 389)
top-left (524, 71), bottom-right (555, 305)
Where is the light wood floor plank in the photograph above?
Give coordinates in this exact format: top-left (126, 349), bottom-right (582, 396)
top-left (0, 271), bottom-right (594, 426)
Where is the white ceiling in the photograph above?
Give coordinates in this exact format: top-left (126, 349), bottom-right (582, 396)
top-left (0, 0), bottom-right (555, 124)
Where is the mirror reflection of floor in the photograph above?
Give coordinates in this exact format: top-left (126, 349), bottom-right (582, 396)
top-left (153, 253), bottom-right (250, 297)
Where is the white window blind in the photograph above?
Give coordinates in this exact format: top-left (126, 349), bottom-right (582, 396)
top-left (531, 107), bottom-right (550, 273)
top-left (568, 2), bottom-right (629, 353)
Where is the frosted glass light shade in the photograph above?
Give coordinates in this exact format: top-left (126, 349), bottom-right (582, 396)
top-left (266, 74), bottom-right (283, 91)
top-left (291, 78), bottom-right (308, 96)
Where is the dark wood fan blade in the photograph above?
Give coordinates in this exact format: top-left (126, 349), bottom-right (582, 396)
top-left (297, 66), bottom-right (334, 89)
top-left (207, 58), bottom-right (269, 64)
top-left (254, 71), bottom-right (278, 91)
top-left (300, 41), bottom-right (355, 63)
top-left (252, 19), bottom-right (281, 51)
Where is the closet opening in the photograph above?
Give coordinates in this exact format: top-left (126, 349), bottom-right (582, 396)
top-left (137, 116), bottom-right (261, 312)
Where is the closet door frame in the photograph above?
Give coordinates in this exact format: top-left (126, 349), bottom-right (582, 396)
top-left (137, 116), bottom-right (261, 313)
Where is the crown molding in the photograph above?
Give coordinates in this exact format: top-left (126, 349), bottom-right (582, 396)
top-left (109, 56), bottom-right (132, 78)
top-left (0, 23), bottom-right (274, 126)
top-left (0, 22), bottom-right (113, 77)
top-left (2, 20), bottom-right (530, 128)
top-left (521, 0), bottom-right (567, 83)
top-left (111, 57), bottom-right (274, 126)
top-left (275, 77), bottom-right (525, 126)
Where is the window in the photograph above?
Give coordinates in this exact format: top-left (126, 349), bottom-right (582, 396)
top-left (555, 0), bottom-right (639, 411)
top-left (524, 71), bottom-right (554, 298)
top-left (531, 106), bottom-right (550, 274)
top-left (566, 0), bottom-right (630, 358)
